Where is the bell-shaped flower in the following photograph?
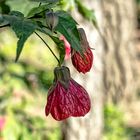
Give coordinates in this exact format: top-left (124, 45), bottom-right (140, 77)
top-left (45, 66), bottom-right (91, 121)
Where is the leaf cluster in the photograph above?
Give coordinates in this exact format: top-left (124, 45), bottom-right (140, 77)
top-left (0, 0), bottom-right (82, 65)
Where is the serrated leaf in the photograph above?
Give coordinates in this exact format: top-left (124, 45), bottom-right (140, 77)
top-left (3, 14), bottom-right (36, 61)
top-left (55, 10), bottom-right (82, 53)
top-left (50, 36), bottom-right (65, 65)
top-left (56, 10), bottom-right (78, 25)
top-left (15, 21), bottom-right (36, 61)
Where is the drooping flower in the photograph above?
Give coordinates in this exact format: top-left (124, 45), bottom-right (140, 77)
top-left (59, 35), bottom-right (71, 60)
top-left (71, 28), bottom-right (93, 73)
top-left (45, 66), bottom-right (91, 121)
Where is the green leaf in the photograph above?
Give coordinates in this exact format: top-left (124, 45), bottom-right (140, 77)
top-left (27, 3), bottom-right (56, 18)
top-left (3, 12), bottom-right (36, 61)
top-left (76, 0), bottom-right (93, 20)
top-left (55, 10), bottom-right (82, 53)
top-left (75, 0), bottom-right (97, 27)
top-left (0, 1), bottom-right (10, 14)
top-left (0, 14), bottom-right (4, 24)
top-left (28, 0), bottom-right (59, 3)
top-left (50, 36), bottom-right (65, 65)
top-left (10, 11), bottom-right (24, 17)
top-left (35, 21), bottom-right (53, 36)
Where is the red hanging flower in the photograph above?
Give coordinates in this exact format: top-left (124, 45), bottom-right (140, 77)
top-left (45, 66), bottom-right (91, 121)
top-left (71, 28), bottom-right (93, 73)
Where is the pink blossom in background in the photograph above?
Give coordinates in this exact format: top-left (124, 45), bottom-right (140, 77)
top-left (0, 117), bottom-right (5, 131)
top-left (59, 35), bottom-right (71, 59)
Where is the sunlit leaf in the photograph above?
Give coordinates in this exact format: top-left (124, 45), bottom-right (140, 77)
top-left (3, 12), bottom-right (36, 61)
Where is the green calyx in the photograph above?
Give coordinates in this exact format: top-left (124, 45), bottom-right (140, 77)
top-left (78, 28), bottom-right (89, 52)
top-left (54, 66), bottom-right (71, 89)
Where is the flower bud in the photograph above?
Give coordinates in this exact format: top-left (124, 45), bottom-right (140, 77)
top-left (71, 28), bottom-right (93, 73)
top-left (46, 10), bottom-right (58, 30)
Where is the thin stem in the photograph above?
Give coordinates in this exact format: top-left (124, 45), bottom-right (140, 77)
top-left (34, 31), bottom-right (61, 66)
top-left (90, 47), bottom-right (95, 50)
top-left (41, 25), bottom-right (57, 35)
top-left (28, 8), bottom-right (48, 19)
top-left (0, 24), bottom-right (10, 28)
top-left (39, 2), bottom-right (41, 6)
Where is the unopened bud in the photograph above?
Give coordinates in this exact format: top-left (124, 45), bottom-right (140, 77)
top-left (46, 10), bottom-right (58, 30)
top-left (78, 28), bottom-right (89, 51)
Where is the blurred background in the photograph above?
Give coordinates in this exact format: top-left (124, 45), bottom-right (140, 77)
top-left (0, 0), bottom-right (140, 140)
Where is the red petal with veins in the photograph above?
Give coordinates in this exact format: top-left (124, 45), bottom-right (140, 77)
top-left (45, 79), bottom-right (91, 121)
top-left (71, 47), bottom-right (93, 73)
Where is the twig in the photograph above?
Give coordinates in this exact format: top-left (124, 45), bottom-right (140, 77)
top-left (34, 31), bottom-right (60, 66)
top-left (39, 2), bottom-right (42, 7)
top-left (0, 24), bottom-right (10, 28)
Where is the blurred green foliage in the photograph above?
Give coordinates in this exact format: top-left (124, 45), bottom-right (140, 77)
top-left (137, 0), bottom-right (140, 4)
top-left (103, 103), bottom-right (133, 140)
top-left (0, 29), bottom-right (61, 139)
top-left (0, 1), bottom-right (70, 140)
top-left (0, 32), bottom-right (134, 140)
top-left (136, 0), bottom-right (140, 28)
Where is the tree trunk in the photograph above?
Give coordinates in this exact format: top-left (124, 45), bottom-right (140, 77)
top-left (61, 0), bottom-right (138, 140)
top-left (101, 0), bottom-right (138, 103)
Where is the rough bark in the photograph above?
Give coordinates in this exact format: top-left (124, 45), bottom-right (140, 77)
top-left (61, 0), bottom-right (138, 140)
top-left (62, 0), bottom-right (104, 140)
top-left (101, 0), bottom-right (138, 103)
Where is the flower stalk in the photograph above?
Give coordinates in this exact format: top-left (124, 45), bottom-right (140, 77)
top-left (35, 31), bottom-right (61, 66)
